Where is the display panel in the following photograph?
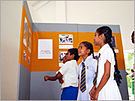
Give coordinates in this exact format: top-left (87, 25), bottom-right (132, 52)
top-left (38, 39), bottom-right (53, 59)
top-left (59, 34), bottom-right (73, 44)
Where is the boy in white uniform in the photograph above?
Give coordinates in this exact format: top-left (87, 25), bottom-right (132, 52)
top-left (44, 48), bottom-right (80, 100)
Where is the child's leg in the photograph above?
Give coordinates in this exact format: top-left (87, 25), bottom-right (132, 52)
top-left (61, 86), bottom-right (78, 100)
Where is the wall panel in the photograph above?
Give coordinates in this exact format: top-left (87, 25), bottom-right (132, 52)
top-left (18, 1), bottom-right (33, 100)
top-left (30, 72), bottom-right (61, 100)
top-left (18, 64), bottom-right (31, 100)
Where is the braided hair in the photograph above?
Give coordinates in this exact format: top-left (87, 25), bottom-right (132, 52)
top-left (80, 41), bottom-right (95, 58)
top-left (96, 26), bottom-right (122, 86)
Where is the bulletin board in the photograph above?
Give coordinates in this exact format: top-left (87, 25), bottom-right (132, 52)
top-left (30, 31), bottom-right (125, 71)
top-left (19, 5), bottom-right (125, 72)
top-left (19, 5), bottom-right (32, 71)
top-left (31, 31), bottom-right (78, 71)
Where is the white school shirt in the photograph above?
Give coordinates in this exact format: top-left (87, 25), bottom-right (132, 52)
top-left (77, 56), bottom-right (97, 100)
top-left (57, 60), bottom-right (78, 89)
top-left (97, 43), bottom-right (122, 100)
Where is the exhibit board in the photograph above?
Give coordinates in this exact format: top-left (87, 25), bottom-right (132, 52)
top-left (19, 4), bottom-right (125, 72)
top-left (31, 27), bottom-right (125, 72)
top-left (18, 1), bottom-right (33, 100)
top-left (19, 5), bottom-right (32, 71)
top-left (18, 1), bottom-right (128, 100)
top-left (19, 23), bottom-right (125, 72)
top-left (31, 31), bottom-right (79, 71)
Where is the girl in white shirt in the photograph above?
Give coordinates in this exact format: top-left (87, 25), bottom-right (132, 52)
top-left (77, 41), bottom-right (97, 100)
top-left (90, 26), bottom-right (122, 100)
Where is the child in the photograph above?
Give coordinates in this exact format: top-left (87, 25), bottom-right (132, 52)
top-left (77, 41), bottom-right (97, 100)
top-left (90, 26), bottom-right (122, 100)
top-left (129, 69), bottom-right (134, 94)
top-left (44, 48), bottom-right (80, 100)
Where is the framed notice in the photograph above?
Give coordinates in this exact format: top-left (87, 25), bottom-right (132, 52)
top-left (23, 17), bottom-right (28, 47)
top-left (38, 39), bottom-right (53, 59)
top-left (111, 36), bottom-right (116, 48)
top-left (23, 50), bottom-right (26, 60)
top-left (28, 29), bottom-right (32, 53)
top-left (59, 51), bottom-right (67, 62)
top-left (28, 56), bottom-right (30, 65)
top-left (59, 34), bottom-right (73, 44)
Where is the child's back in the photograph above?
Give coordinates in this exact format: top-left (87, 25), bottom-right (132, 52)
top-left (59, 59), bottom-right (78, 89)
top-left (59, 48), bottom-right (80, 100)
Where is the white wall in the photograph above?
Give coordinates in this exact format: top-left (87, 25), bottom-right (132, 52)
top-left (67, 1), bottom-right (134, 50)
top-left (28, 1), bottom-right (134, 50)
top-left (1, 1), bottom-right (22, 100)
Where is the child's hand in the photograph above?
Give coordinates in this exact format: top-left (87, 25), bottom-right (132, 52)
top-left (44, 76), bottom-right (48, 81)
top-left (58, 76), bottom-right (64, 84)
top-left (89, 85), bottom-right (96, 100)
top-left (90, 89), bottom-right (99, 100)
top-left (59, 77), bottom-right (64, 84)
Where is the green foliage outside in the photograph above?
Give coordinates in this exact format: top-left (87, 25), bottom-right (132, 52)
top-left (126, 76), bottom-right (131, 88)
top-left (124, 51), bottom-right (134, 88)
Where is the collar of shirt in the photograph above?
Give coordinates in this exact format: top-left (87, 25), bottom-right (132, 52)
top-left (82, 55), bottom-right (92, 64)
top-left (66, 59), bottom-right (76, 64)
top-left (99, 43), bottom-right (110, 54)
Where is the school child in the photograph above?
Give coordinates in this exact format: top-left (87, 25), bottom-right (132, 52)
top-left (77, 41), bottom-right (97, 100)
top-left (44, 48), bottom-right (80, 100)
top-left (90, 26), bottom-right (122, 100)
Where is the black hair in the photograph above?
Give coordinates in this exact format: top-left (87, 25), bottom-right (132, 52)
top-left (96, 26), bottom-right (122, 86)
top-left (68, 48), bottom-right (80, 61)
top-left (132, 31), bottom-right (134, 36)
top-left (131, 69), bottom-right (134, 72)
top-left (80, 41), bottom-right (95, 58)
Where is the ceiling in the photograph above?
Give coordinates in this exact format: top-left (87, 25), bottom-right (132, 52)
top-left (26, 1), bottom-right (134, 50)
top-left (28, 1), bottom-right (50, 11)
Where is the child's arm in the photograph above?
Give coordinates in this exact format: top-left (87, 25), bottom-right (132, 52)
top-left (91, 60), bottom-right (111, 100)
top-left (58, 76), bottom-right (64, 84)
top-left (78, 75), bottom-right (80, 91)
top-left (89, 59), bottom-right (97, 99)
top-left (44, 72), bottom-right (63, 81)
top-left (77, 75), bottom-right (80, 98)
